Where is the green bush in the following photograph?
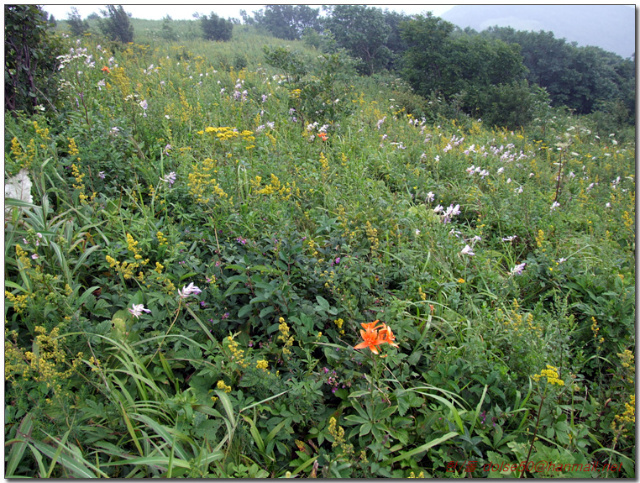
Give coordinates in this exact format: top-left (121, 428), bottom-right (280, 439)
top-left (98, 5), bottom-right (134, 43)
top-left (200, 12), bottom-right (233, 42)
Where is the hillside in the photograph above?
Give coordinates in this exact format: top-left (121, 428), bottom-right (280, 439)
top-left (4, 9), bottom-right (637, 478)
top-left (442, 4), bottom-right (636, 58)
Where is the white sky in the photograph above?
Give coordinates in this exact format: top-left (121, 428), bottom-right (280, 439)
top-left (41, 4), bottom-right (455, 21)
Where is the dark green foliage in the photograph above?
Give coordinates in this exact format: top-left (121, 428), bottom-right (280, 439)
top-left (200, 12), bottom-right (233, 42)
top-left (482, 27), bottom-right (635, 117)
top-left (159, 15), bottom-right (177, 41)
top-left (323, 5), bottom-right (392, 75)
top-left (400, 14), bottom-right (525, 100)
top-left (4, 4), bottom-right (64, 114)
top-left (465, 80), bottom-right (551, 130)
top-left (251, 5), bottom-right (321, 41)
top-left (98, 5), bottom-right (134, 43)
top-left (66, 7), bottom-right (89, 37)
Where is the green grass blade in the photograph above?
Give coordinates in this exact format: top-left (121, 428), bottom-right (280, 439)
top-left (5, 413), bottom-right (33, 476)
top-left (387, 431), bottom-right (459, 465)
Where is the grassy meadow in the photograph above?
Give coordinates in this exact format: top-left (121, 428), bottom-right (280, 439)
top-left (4, 23), bottom-right (636, 477)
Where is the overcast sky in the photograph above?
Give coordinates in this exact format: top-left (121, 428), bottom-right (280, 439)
top-left (42, 4), bottom-right (455, 21)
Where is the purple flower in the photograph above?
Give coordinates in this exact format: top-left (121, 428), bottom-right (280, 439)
top-left (98, 171), bottom-right (106, 179)
top-left (335, 257), bottom-right (340, 265)
top-left (511, 262), bottom-right (526, 276)
top-left (161, 172), bottom-right (176, 185)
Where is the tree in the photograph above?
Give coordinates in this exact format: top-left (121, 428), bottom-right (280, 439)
top-left (399, 13), bottom-right (456, 97)
top-left (200, 12), bottom-right (233, 42)
top-left (251, 5), bottom-right (321, 40)
top-left (67, 7), bottom-right (89, 37)
top-left (160, 15), bottom-right (177, 41)
top-left (5, 5), bottom-right (64, 114)
top-left (483, 27), bottom-right (636, 116)
top-left (98, 5), bottom-right (134, 43)
top-left (324, 5), bottom-right (391, 75)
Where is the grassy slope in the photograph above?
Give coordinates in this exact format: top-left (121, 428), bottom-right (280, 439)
top-left (4, 20), bottom-right (636, 478)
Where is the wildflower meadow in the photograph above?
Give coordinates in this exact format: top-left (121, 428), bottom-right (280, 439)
top-left (4, 12), bottom-right (636, 478)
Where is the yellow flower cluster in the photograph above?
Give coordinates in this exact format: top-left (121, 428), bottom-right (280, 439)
top-left (535, 229), bottom-right (546, 251)
top-left (254, 174), bottom-right (292, 200)
top-left (5, 290), bottom-right (30, 314)
top-left (408, 471), bottom-right (425, 478)
top-left (15, 244), bottom-right (32, 269)
top-left (217, 379), bottom-right (232, 393)
top-left (418, 287), bottom-right (426, 301)
top-left (618, 395), bottom-right (635, 425)
top-left (328, 416), bottom-right (354, 458)
top-left (319, 152), bottom-right (329, 174)
top-left (365, 221), bottom-right (380, 255)
top-left (334, 318), bottom-right (345, 335)
top-left (591, 317), bottom-right (604, 345)
top-left (187, 158), bottom-right (229, 204)
top-left (198, 126), bottom-right (255, 144)
top-left (156, 231), bottom-right (168, 246)
top-left (278, 317), bottom-right (295, 356)
top-left (5, 326), bottom-right (83, 393)
top-left (226, 334), bottom-right (249, 368)
top-left (9, 136), bottom-right (36, 168)
top-left (105, 254), bottom-right (146, 281)
top-left (532, 365), bottom-right (565, 386)
top-left (68, 137), bottom-right (80, 157)
top-left (305, 238), bottom-right (319, 258)
top-left (256, 359), bottom-right (269, 371)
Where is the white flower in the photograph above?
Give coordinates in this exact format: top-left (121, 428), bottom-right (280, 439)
top-left (550, 201), bottom-right (560, 211)
top-left (161, 172), bottom-right (176, 185)
top-left (433, 205), bottom-right (444, 214)
top-left (415, 229), bottom-right (421, 236)
top-left (426, 192), bottom-right (435, 203)
top-left (5, 169), bottom-right (33, 219)
top-left (557, 257), bottom-right (567, 264)
top-left (139, 100), bottom-right (148, 110)
top-left (460, 245), bottom-right (475, 256)
top-left (129, 303), bottom-right (151, 318)
top-left (98, 171), bottom-right (106, 179)
top-left (502, 235), bottom-right (517, 242)
top-left (470, 235), bottom-right (482, 244)
top-left (510, 262), bottom-right (526, 275)
top-left (178, 282), bottom-right (202, 299)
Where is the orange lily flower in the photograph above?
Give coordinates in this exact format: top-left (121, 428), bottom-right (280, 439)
top-left (102, 66), bottom-right (111, 73)
top-left (354, 320), bottom-right (398, 354)
top-left (317, 132), bottom-right (328, 141)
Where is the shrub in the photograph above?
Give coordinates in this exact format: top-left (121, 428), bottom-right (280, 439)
top-left (4, 5), bottom-right (64, 114)
top-left (98, 5), bottom-right (134, 43)
top-left (200, 12), bottom-right (233, 41)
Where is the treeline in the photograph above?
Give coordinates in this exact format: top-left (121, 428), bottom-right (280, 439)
top-left (243, 5), bottom-right (635, 129)
top-left (14, 4), bottom-right (636, 132)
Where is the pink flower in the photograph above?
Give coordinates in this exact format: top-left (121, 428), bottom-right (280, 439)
top-left (129, 304), bottom-right (151, 318)
top-left (511, 262), bottom-right (526, 276)
top-left (178, 282), bottom-right (202, 299)
top-left (460, 245), bottom-right (475, 256)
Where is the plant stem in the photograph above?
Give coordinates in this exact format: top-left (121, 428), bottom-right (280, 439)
top-left (522, 394), bottom-right (545, 478)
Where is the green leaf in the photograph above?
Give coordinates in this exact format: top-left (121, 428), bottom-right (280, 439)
top-left (6, 413), bottom-right (33, 476)
top-left (387, 431), bottom-right (459, 465)
top-left (238, 304), bottom-right (253, 318)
